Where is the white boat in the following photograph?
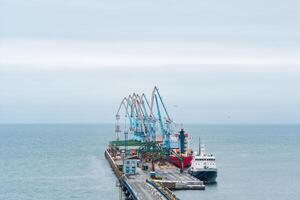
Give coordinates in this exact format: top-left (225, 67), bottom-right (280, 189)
top-left (189, 138), bottom-right (217, 183)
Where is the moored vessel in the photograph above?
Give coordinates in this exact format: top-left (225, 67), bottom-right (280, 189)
top-left (189, 138), bottom-right (217, 183)
top-left (169, 128), bottom-right (193, 169)
top-left (169, 154), bottom-right (193, 168)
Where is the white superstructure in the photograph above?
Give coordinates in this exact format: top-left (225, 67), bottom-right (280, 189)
top-left (191, 144), bottom-right (217, 170)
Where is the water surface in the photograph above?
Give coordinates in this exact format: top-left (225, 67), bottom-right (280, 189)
top-left (0, 124), bottom-right (299, 200)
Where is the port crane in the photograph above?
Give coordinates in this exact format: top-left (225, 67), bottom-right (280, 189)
top-left (114, 87), bottom-right (191, 173)
top-left (115, 86), bottom-right (174, 148)
top-left (150, 86), bottom-right (172, 150)
top-left (116, 93), bottom-right (155, 142)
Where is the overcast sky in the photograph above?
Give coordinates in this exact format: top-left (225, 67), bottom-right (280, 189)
top-left (0, 0), bottom-right (300, 124)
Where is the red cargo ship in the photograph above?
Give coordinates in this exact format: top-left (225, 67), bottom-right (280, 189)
top-left (169, 154), bottom-right (193, 168)
top-left (169, 129), bottom-right (193, 168)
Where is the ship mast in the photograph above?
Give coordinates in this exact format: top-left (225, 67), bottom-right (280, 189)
top-left (198, 137), bottom-right (201, 156)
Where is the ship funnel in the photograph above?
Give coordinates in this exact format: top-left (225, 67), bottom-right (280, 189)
top-left (179, 129), bottom-right (185, 154)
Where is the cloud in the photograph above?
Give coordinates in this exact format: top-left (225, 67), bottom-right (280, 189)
top-left (1, 38), bottom-right (300, 70)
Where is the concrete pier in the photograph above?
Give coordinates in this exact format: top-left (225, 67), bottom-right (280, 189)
top-left (105, 148), bottom-right (206, 199)
top-left (105, 149), bottom-right (178, 200)
top-left (154, 165), bottom-right (205, 190)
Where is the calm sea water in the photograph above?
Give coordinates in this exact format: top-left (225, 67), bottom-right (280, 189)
top-left (0, 124), bottom-right (299, 200)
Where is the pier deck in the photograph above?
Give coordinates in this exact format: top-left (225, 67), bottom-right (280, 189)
top-left (105, 150), bottom-right (176, 200)
top-left (155, 166), bottom-right (205, 190)
top-left (105, 149), bottom-right (204, 200)
top-left (126, 168), bottom-right (168, 200)
top-left (128, 178), bottom-right (166, 200)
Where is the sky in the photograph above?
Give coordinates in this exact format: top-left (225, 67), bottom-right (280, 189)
top-left (0, 0), bottom-right (300, 124)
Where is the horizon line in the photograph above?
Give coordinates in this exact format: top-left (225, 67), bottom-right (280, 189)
top-left (1, 122), bottom-right (299, 126)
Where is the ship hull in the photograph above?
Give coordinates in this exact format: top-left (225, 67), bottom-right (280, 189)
top-left (189, 169), bottom-right (217, 183)
top-left (169, 155), bottom-right (193, 168)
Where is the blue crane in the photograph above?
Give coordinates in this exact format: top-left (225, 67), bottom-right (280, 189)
top-left (115, 87), bottom-right (174, 147)
top-left (151, 87), bottom-right (172, 150)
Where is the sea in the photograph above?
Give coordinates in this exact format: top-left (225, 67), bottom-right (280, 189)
top-left (0, 124), bottom-right (299, 200)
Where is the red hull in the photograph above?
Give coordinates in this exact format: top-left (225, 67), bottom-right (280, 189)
top-left (169, 155), bottom-right (193, 168)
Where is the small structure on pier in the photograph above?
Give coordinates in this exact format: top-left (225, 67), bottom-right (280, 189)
top-left (123, 155), bottom-right (139, 175)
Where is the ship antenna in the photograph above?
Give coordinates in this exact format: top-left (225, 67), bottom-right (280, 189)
top-left (199, 137), bottom-right (201, 156)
